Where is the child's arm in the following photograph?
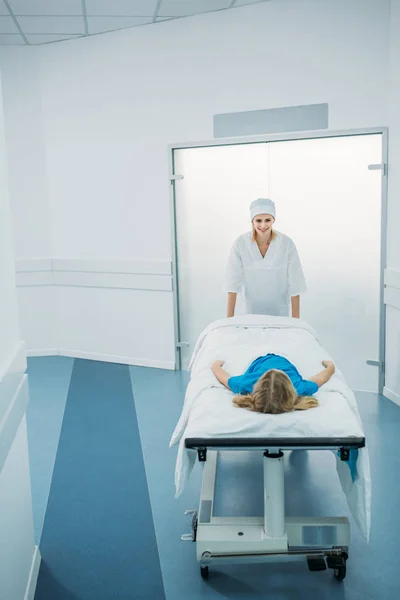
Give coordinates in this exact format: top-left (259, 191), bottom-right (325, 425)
top-left (309, 360), bottom-right (335, 388)
top-left (211, 360), bottom-right (231, 389)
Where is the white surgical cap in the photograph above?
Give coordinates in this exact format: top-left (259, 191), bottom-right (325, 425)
top-left (250, 198), bottom-right (276, 221)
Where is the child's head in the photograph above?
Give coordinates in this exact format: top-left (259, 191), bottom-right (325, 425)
top-left (233, 369), bottom-right (318, 414)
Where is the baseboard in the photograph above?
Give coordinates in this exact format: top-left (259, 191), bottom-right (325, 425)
top-left (353, 388), bottom-right (379, 395)
top-left (26, 347), bottom-right (175, 369)
top-left (383, 386), bottom-right (400, 407)
top-left (24, 545), bottom-right (41, 600)
top-left (26, 348), bottom-right (59, 357)
top-left (58, 348), bottom-right (176, 370)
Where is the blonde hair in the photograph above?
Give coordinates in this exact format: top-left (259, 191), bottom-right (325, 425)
top-left (233, 369), bottom-right (318, 414)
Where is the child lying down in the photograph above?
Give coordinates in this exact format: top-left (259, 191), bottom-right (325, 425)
top-left (211, 353), bottom-right (335, 414)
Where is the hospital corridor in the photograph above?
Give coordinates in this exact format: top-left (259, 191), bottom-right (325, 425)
top-left (1, 1), bottom-right (400, 600)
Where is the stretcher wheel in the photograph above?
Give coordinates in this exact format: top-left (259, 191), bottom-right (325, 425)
top-left (200, 566), bottom-right (209, 579)
top-left (334, 565), bottom-right (346, 581)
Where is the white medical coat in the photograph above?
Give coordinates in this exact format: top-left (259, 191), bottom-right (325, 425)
top-left (225, 231), bottom-right (306, 316)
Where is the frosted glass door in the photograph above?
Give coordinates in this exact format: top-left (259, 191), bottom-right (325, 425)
top-left (174, 134), bottom-right (383, 392)
top-left (268, 134), bottom-right (382, 391)
top-left (174, 143), bottom-right (270, 368)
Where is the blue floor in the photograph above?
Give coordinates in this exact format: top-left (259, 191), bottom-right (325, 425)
top-left (26, 356), bottom-right (74, 545)
top-left (26, 357), bottom-right (400, 600)
top-left (31, 359), bottom-right (165, 600)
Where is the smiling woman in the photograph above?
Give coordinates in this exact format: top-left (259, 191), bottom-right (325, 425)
top-left (225, 198), bottom-right (306, 319)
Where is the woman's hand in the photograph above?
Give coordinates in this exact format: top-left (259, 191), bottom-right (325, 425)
top-left (322, 360), bottom-right (335, 373)
top-left (212, 360), bottom-right (225, 371)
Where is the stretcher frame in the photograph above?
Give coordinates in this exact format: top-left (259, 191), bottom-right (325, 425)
top-left (181, 436), bottom-right (365, 580)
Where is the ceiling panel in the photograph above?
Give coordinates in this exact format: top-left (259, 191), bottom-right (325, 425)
top-left (158, 0), bottom-right (232, 18)
top-left (8, 0), bottom-right (83, 15)
top-left (0, 16), bottom-right (19, 33)
top-left (0, 0), bottom-right (270, 45)
top-left (26, 33), bottom-right (83, 46)
top-left (0, 1), bottom-right (9, 16)
top-left (0, 32), bottom-right (23, 43)
top-left (88, 16), bottom-right (152, 35)
top-left (235, 0), bottom-right (270, 5)
top-left (86, 0), bottom-right (159, 16)
top-left (26, 33), bottom-right (82, 44)
top-left (16, 16), bottom-right (86, 34)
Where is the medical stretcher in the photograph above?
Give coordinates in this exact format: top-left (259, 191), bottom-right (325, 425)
top-left (171, 315), bottom-right (371, 581)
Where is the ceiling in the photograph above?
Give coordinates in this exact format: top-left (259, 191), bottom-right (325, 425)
top-left (0, 0), bottom-right (270, 46)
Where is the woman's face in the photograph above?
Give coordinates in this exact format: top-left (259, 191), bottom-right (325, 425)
top-left (253, 213), bottom-right (275, 236)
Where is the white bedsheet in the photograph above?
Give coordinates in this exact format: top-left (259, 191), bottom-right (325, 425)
top-left (170, 315), bottom-right (371, 540)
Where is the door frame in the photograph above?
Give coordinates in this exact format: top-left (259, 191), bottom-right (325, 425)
top-left (169, 127), bottom-right (388, 393)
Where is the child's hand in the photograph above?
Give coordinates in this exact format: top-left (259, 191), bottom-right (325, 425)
top-left (322, 360), bottom-right (335, 372)
top-left (212, 360), bottom-right (225, 370)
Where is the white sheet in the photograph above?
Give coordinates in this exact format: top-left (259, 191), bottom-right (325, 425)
top-left (170, 315), bottom-right (371, 540)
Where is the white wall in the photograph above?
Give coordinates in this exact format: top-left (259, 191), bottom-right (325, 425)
top-left (0, 71), bottom-right (39, 600)
top-left (384, 0), bottom-right (400, 405)
top-left (0, 0), bottom-right (395, 371)
top-left (0, 418), bottom-right (40, 600)
top-left (0, 49), bottom-right (51, 259)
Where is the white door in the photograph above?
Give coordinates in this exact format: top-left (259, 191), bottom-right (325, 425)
top-left (173, 134), bottom-right (383, 392)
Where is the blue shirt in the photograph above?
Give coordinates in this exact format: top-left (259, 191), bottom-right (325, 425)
top-left (227, 354), bottom-right (318, 397)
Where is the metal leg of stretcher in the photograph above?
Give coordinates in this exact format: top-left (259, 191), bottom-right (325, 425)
top-left (182, 450), bottom-right (349, 580)
top-left (264, 450), bottom-right (285, 537)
